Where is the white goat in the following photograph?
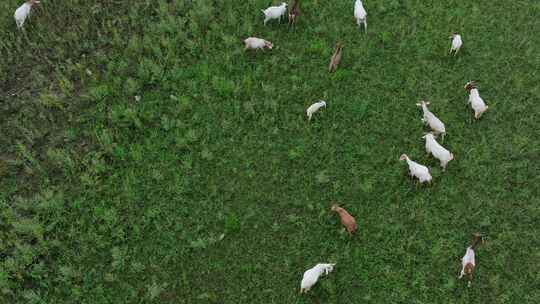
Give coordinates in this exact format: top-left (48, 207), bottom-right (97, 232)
top-left (300, 263), bottom-right (335, 293)
top-left (354, 0), bottom-right (367, 32)
top-left (262, 3), bottom-right (288, 25)
top-left (449, 33), bottom-right (462, 55)
top-left (306, 100), bottom-right (326, 121)
top-left (423, 133), bottom-right (454, 171)
top-left (464, 81), bottom-right (489, 119)
top-left (416, 100), bottom-right (446, 139)
top-left (399, 154), bottom-right (432, 184)
top-left (244, 37), bottom-right (273, 50)
top-left (14, 0), bottom-right (40, 29)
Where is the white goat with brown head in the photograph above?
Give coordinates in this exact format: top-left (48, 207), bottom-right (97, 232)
top-left (459, 233), bottom-right (483, 287)
top-left (464, 81), bottom-right (489, 119)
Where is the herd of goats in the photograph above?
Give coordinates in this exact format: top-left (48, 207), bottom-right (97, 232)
top-left (243, 1), bottom-right (490, 293)
top-left (12, 0), bottom-right (491, 295)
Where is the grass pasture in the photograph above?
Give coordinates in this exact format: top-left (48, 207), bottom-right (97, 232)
top-left (1, 0), bottom-right (540, 303)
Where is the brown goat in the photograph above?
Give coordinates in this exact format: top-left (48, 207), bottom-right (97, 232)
top-left (288, 0), bottom-right (300, 26)
top-left (329, 43), bottom-right (343, 73)
top-left (331, 204), bottom-right (357, 236)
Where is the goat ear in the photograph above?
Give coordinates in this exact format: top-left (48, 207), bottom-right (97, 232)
top-left (415, 103), bottom-right (421, 107)
top-left (426, 102), bottom-right (430, 105)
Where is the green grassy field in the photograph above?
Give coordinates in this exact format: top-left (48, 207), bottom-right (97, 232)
top-left (1, 0), bottom-right (540, 303)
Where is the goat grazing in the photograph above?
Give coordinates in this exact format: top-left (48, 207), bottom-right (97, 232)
top-left (300, 263), bottom-right (335, 293)
top-left (329, 43), bottom-right (343, 73)
top-left (306, 100), bottom-right (326, 121)
top-left (288, 0), bottom-right (300, 27)
top-left (399, 154), bottom-right (432, 184)
top-left (459, 233), bottom-right (483, 287)
top-left (449, 33), bottom-right (463, 55)
top-left (262, 3), bottom-right (287, 25)
top-left (244, 37), bottom-right (273, 51)
top-left (354, 0), bottom-right (367, 32)
top-left (14, 0), bottom-right (40, 29)
top-left (423, 133), bottom-right (454, 171)
top-left (464, 81), bottom-right (489, 119)
top-left (331, 204), bottom-right (357, 236)
top-left (416, 100), bottom-right (446, 139)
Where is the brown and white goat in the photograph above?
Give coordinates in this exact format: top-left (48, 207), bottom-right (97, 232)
top-left (459, 233), bottom-right (483, 287)
top-left (464, 81), bottom-right (489, 119)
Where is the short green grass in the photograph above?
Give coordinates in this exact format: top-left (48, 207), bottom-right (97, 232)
top-left (1, 0), bottom-right (540, 303)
